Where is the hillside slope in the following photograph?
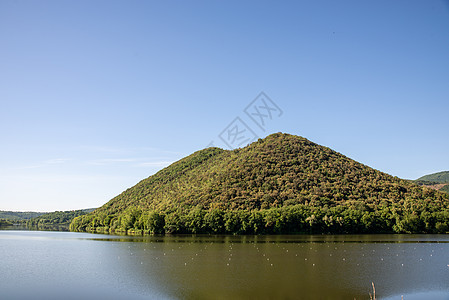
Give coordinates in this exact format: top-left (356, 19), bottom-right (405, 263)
top-left (71, 133), bottom-right (449, 234)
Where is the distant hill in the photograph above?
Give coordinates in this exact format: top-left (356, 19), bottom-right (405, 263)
top-left (417, 171), bottom-right (449, 184)
top-left (0, 211), bottom-right (45, 221)
top-left (416, 171), bottom-right (449, 194)
top-left (440, 185), bottom-right (449, 194)
top-left (27, 208), bottom-right (96, 230)
top-left (71, 133), bottom-right (449, 235)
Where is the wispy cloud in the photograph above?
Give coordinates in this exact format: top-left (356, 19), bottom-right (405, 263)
top-left (44, 158), bottom-right (71, 164)
top-left (77, 145), bottom-right (182, 156)
top-left (87, 158), bottom-right (137, 166)
top-left (13, 158), bottom-right (71, 170)
top-left (24, 145), bottom-right (184, 167)
top-left (14, 164), bottom-right (44, 170)
top-left (136, 161), bottom-right (173, 167)
top-left (86, 158), bottom-right (175, 168)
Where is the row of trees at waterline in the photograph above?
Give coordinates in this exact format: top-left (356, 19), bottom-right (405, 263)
top-left (70, 203), bottom-right (449, 235)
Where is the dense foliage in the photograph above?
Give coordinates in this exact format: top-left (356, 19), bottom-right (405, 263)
top-left (71, 133), bottom-right (449, 235)
top-left (417, 171), bottom-right (449, 183)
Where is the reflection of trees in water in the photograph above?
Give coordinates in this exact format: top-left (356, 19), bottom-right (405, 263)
top-left (0, 224), bottom-right (28, 230)
top-left (112, 236), bottom-right (366, 299)
top-left (0, 219), bottom-right (14, 226)
top-left (0, 222), bottom-right (69, 231)
top-left (27, 224), bottom-right (70, 232)
top-left (95, 234), bottom-right (449, 299)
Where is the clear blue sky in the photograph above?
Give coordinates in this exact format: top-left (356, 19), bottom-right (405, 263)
top-left (1, 0), bottom-right (448, 212)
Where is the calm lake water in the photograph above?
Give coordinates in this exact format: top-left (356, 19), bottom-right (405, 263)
top-left (1, 231), bottom-right (449, 300)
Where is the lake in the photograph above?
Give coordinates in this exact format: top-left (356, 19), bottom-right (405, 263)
top-left (1, 231), bottom-right (448, 300)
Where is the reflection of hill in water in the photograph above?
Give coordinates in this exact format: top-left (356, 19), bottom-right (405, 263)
top-left (1, 232), bottom-right (448, 299)
top-left (98, 235), bottom-right (449, 300)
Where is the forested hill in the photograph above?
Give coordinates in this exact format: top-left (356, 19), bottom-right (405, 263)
top-left (0, 211), bottom-right (45, 221)
top-left (71, 133), bottom-right (449, 235)
top-left (417, 171), bottom-right (449, 183)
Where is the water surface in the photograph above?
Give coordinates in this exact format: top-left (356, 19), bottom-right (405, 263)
top-left (1, 231), bottom-right (448, 299)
